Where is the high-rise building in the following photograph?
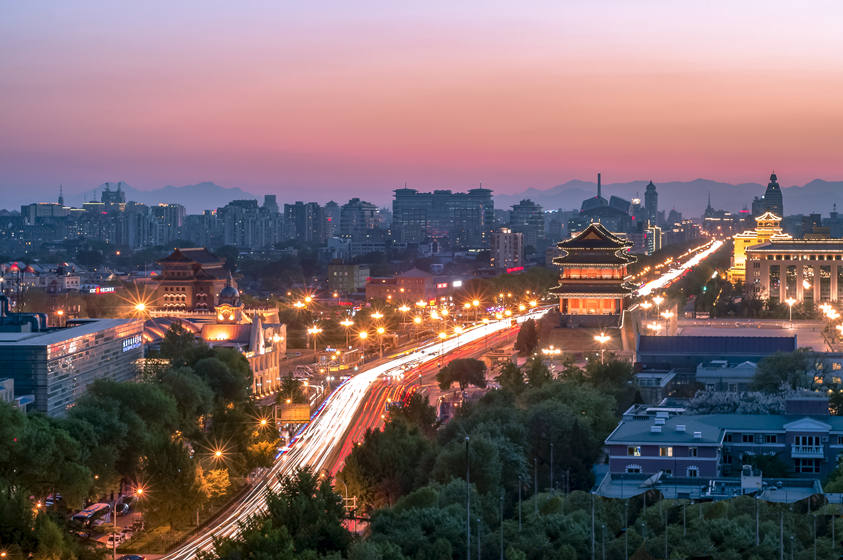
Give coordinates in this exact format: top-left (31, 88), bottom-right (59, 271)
top-left (283, 202), bottom-right (325, 243)
top-left (762, 172), bottom-right (784, 217)
top-left (490, 227), bottom-right (523, 270)
top-left (392, 187), bottom-right (493, 250)
top-left (509, 199), bottom-right (545, 251)
top-left (324, 201), bottom-right (340, 238)
top-left (644, 181), bottom-right (658, 225)
top-left (340, 198), bottom-right (378, 240)
top-left (263, 194), bottom-right (279, 215)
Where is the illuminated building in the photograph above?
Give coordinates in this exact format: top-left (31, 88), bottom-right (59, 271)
top-left (490, 227), bottom-right (523, 270)
top-left (0, 295), bottom-right (143, 416)
top-left (549, 222), bottom-right (637, 324)
top-left (727, 212), bottom-right (791, 283)
top-left (154, 247), bottom-right (230, 312)
top-left (745, 238), bottom-right (843, 305)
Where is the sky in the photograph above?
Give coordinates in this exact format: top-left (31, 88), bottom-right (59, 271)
top-left (2, 1), bottom-right (843, 205)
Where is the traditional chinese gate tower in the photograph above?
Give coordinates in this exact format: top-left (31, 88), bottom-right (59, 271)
top-left (550, 223), bottom-right (637, 325)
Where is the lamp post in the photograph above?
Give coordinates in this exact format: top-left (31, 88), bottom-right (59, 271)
top-left (454, 325), bottom-right (464, 347)
top-left (785, 297), bottom-right (796, 328)
top-left (639, 301), bottom-right (652, 320)
top-left (358, 331), bottom-right (368, 356)
top-left (398, 305), bottom-right (410, 327)
top-left (376, 326), bottom-right (386, 358)
top-left (339, 318), bottom-right (354, 349)
top-left (438, 331), bottom-right (447, 362)
top-left (306, 325), bottom-right (323, 357)
top-left (594, 332), bottom-right (610, 364)
top-left (652, 295), bottom-right (664, 318)
top-left (660, 310), bottom-right (673, 335)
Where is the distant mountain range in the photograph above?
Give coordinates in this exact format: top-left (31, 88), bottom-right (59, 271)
top-left (68, 181), bottom-right (258, 214)
top-left (18, 177), bottom-right (843, 218)
top-left (494, 178), bottom-right (843, 219)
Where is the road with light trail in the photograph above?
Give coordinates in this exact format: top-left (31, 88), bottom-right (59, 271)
top-left (162, 311), bottom-right (544, 559)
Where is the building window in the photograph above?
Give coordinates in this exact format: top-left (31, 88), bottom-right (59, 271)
top-left (687, 466), bottom-right (699, 478)
top-left (742, 434), bottom-right (754, 443)
top-left (627, 446), bottom-right (641, 457)
top-left (724, 434), bottom-right (733, 443)
top-left (764, 435), bottom-right (778, 444)
top-left (770, 265), bottom-right (781, 302)
top-left (795, 459), bottom-right (821, 473)
top-left (625, 464), bottom-right (642, 474)
top-left (688, 447), bottom-right (698, 457)
top-left (821, 266), bottom-right (831, 301)
top-left (659, 446), bottom-right (673, 457)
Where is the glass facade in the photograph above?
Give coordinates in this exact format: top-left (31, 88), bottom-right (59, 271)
top-left (821, 266), bottom-right (831, 301)
top-left (0, 319), bottom-right (143, 416)
top-left (785, 265), bottom-right (797, 299)
top-left (769, 265), bottom-right (780, 302)
top-left (803, 265), bottom-right (815, 305)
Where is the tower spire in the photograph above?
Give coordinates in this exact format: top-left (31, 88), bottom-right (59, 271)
top-left (58, 184), bottom-right (64, 206)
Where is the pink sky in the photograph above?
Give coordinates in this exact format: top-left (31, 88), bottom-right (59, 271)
top-left (2, 1), bottom-right (843, 203)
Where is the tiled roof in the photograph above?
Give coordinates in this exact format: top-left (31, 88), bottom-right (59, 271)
top-left (747, 241), bottom-right (843, 252)
top-left (557, 223), bottom-right (633, 250)
top-left (549, 282), bottom-right (636, 295)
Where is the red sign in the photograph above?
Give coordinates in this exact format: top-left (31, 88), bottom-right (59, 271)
top-left (506, 266), bottom-right (524, 274)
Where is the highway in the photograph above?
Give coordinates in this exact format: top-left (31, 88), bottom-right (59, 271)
top-left (162, 311), bottom-right (544, 559)
top-left (635, 238), bottom-right (725, 297)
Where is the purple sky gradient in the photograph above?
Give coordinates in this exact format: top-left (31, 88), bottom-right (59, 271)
top-left (2, 1), bottom-right (843, 204)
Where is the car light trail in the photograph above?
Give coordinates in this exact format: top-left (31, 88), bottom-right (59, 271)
top-left (162, 309), bottom-right (546, 559)
top-left (636, 239), bottom-right (724, 297)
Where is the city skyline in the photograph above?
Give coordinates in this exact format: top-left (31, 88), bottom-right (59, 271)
top-left (3, 1), bottom-right (843, 203)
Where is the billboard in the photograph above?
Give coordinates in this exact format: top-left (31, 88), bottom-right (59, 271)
top-left (278, 403), bottom-right (311, 424)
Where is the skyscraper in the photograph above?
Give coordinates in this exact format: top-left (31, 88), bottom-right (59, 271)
top-left (762, 172), bottom-right (784, 217)
top-left (509, 199), bottom-right (545, 251)
top-left (391, 187), bottom-right (493, 250)
top-left (644, 181), bottom-right (658, 225)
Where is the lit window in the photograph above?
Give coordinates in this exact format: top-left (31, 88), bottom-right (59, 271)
top-left (659, 446), bottom-right (673, 457)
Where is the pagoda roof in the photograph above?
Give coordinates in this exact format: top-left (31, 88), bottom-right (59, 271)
top-left (557, 223), bottom-right (632, 250)
top-left (755, 211), bottom-right (782, 222)
top-left (552, 252), bottom-right (635, 265)
top-left (549, 282), bottom-right (637, 295)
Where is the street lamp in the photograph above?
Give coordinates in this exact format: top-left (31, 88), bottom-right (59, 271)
top-left (339, 318), bottom-right (354, 348)
top-left (454, 325), bottom-right (464, 346)
top-left (652, 295), bottom-right (664, 317)
top-left (785, 297), bottom-right (796, 328)
top-left (542, 345), bottom-right (562, 357)
top-left (371, 311), bottom-right (384, 321)
top-left (438, 331), bottom-right (447, 360)
top-left (594, 332), bottom-right (610, 364)
top-left (376, 326), bottom-right (386, 358)
top-left (307, 325), bottom-right (323, 355)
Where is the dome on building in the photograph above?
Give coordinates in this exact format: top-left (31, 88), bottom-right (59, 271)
top-left (217, 273), bottom-right (241, 307)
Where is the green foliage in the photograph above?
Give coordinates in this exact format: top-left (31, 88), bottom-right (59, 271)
top-left (387, 393), bottom-right (439, 437)
top-left (278, 374), bottom-right (307, 405)
top-left (524, 357), bottom-right (552, 387)
top-left (436, 358), bottom-right (487, 392)
top-left (752, 349), bottom-right (814, 392)
top-left (515, 319), bottom-right (539, 356)
top-left (161, 366), bottom-right (215, 432)
top-left (194, 356), bottom-right (250, 404)
top-left (200, 467), bottom-right (351, 559)
top-left (142, 438), bottom-right (204, 528)
top-left (339, 421), bottom-right (434, 510)
top-left (496, 361), bottom-right (526, 394)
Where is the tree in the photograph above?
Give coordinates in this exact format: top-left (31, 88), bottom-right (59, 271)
top-left (514, 319), bottom-right (539, 356)
top-left (142, 438), bottom-right (205, 528)
top-left (387, 393), bottom-right (438, 437)
top-left (278, 375), bottom-right (307, 405)
top-left (161, 367), bottom-right (215, 432)
top-left (198, 467), bottom-right (231, 499)
top-left (339, 421), bottom-right (434, 510)
top-left (525, 357), bottom-right (552, 387)
top-left (160, 323), bottom-right (208, 367)
top-left (752, 349), bottom-right (813, 392)
top-left (201, 467), bottom-right (351, 559)
top-left (436, 358), bottom-right (487, 392)
top-left (194, 357), bottom-right (250, 404)
top-left (496, 362), bottom-right (526, 394)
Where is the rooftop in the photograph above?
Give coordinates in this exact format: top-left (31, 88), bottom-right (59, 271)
top-left (638, 335), bottom-right (796, 356)
top-left (0, 318), bottom-right (142, 346)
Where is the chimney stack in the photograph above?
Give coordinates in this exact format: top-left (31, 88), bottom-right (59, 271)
top-left (597, 172), bottom-right (602, 199)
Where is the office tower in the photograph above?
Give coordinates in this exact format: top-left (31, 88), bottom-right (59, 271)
top-left (490, 227), bottom-right (523, 270)
top-left (644, 181), bottom-right (658, 225)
